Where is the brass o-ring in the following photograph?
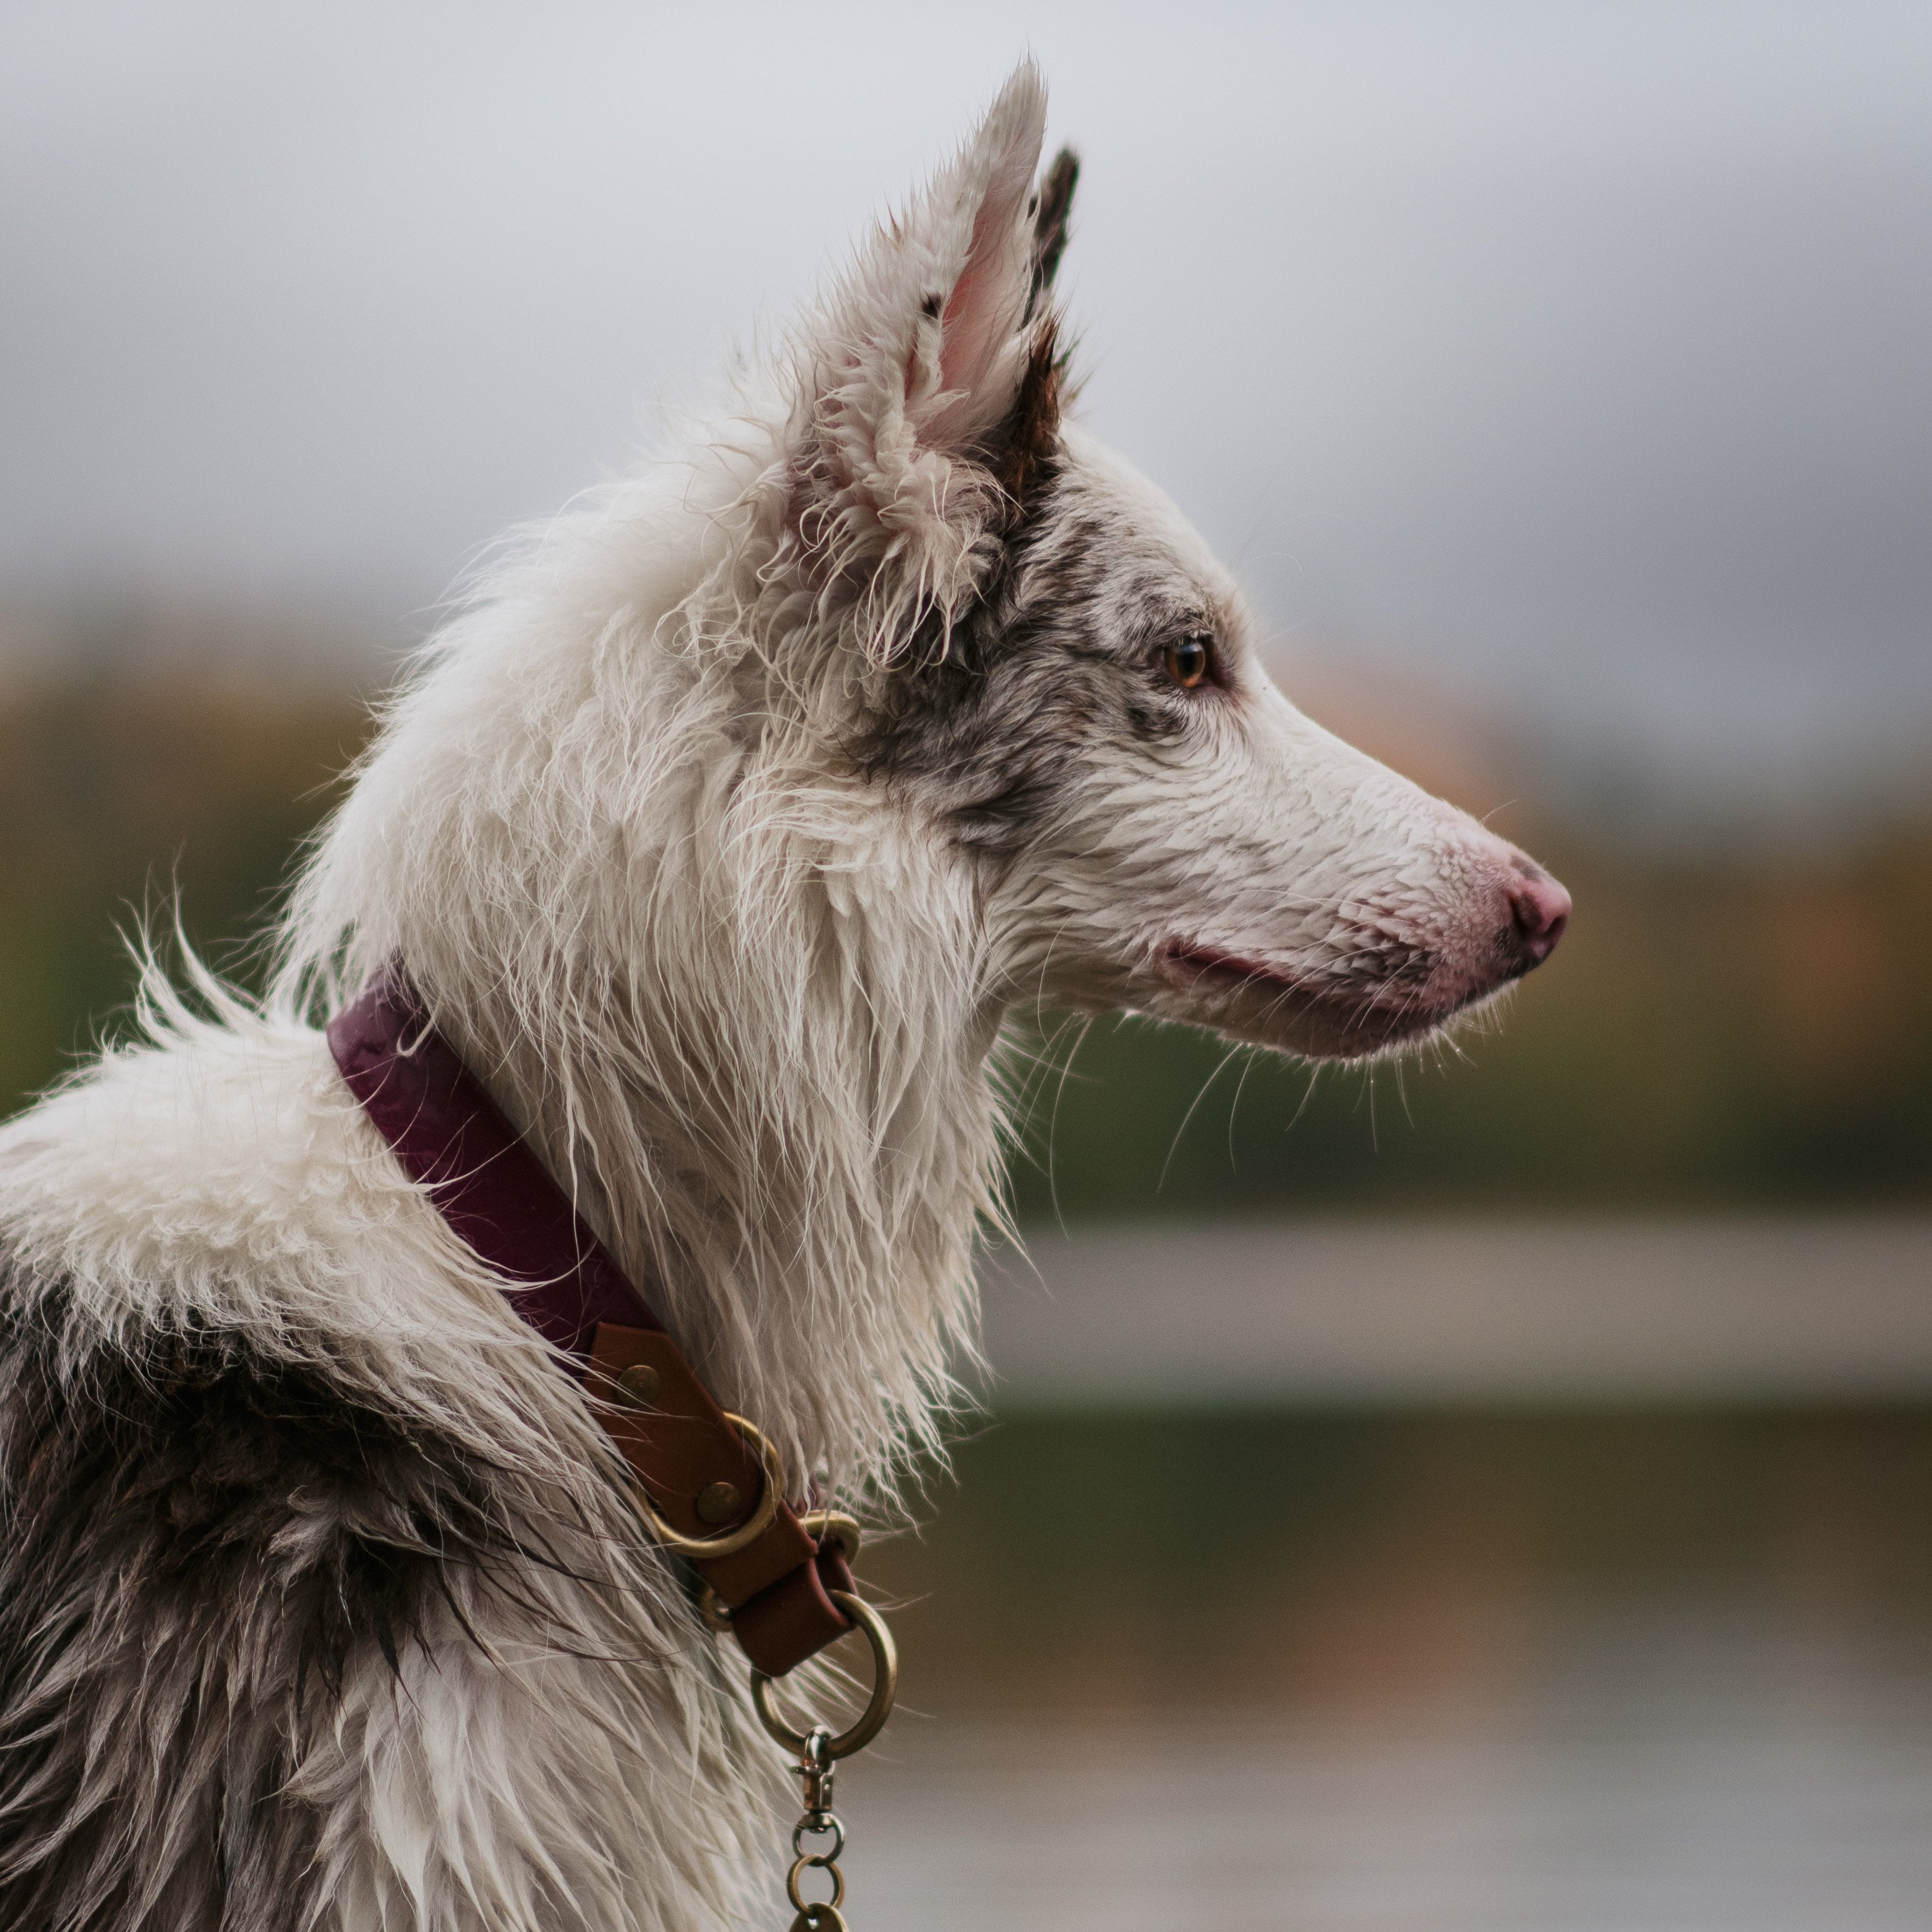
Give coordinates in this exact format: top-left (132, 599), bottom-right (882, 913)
top-left (785, 1854), bottom-right (845, 1913)
top-left (635, 1413), bottom-right (783, 1562)
top-left (749, 1591), bottom-right (898, 1760)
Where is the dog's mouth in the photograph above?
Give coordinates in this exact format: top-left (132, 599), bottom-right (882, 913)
top-left (1154, 938), bottom-right (1484, 1059)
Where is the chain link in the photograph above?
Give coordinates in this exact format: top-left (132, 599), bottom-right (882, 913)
top-left (783, 1728), bottom-right (851, 1932)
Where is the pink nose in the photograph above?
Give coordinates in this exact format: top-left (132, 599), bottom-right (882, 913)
top-left (1508, 865), bottom-right (1571, 966)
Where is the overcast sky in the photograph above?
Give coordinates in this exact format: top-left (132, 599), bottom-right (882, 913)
top-left (3, 2), bottom-right (1928, 824)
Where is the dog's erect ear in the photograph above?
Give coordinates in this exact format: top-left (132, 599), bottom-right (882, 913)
top-left (788, 65), bottom-right (1076, 652)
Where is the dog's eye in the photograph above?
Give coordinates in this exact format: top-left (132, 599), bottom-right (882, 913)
top-left (1162, 633), bottom-right (1214, 691)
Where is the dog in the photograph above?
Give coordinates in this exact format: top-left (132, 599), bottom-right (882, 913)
top-left (0, 64), bottom-right (1568, 1932)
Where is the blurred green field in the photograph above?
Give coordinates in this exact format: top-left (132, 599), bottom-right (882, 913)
top-left (856, 1404), bottom-right (1932, 1714)
top-left (4, 663), bottom-right (1929, 1216)
top-left (0, 668), bottom-right (369, 1104)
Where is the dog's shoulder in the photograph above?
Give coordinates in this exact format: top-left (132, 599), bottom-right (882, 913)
top-left (1, 1007), bottom-right (479, 1346)
top-left (0, 1008), bottom-right (719, 1930)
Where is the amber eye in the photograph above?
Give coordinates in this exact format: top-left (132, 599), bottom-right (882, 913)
top-left (1162, 633), bottom-right (1213, 690)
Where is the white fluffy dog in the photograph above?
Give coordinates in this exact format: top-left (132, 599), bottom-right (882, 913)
top-left (0, 65), bottom-right (1568, 1932)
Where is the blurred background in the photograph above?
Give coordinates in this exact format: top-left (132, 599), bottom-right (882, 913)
top-left (4, 4), bottom-right (1930, 1925)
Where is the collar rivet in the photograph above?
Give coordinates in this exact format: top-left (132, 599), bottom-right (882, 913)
top-left (614, 1363), bottom-right (661, 1407)
top-left (695, 1479), bottom-right (744, 1525)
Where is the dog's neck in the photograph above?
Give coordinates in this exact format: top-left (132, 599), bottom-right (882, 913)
top-left (431, 927), bottom-right (1009, 1503)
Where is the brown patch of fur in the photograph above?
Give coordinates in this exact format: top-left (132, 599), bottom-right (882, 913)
top-left (1028, 148), bottom-right (1080, 318)
top-left (992, 146), bottom-right (1080, 518)
top-left (988, 316), bottom-right (1066, 521)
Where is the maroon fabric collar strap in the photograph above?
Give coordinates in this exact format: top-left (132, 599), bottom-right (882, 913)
top-left (325, 970), bottom-right (658, 1366)
top-left (325, 969), bottom-right (856, 1676)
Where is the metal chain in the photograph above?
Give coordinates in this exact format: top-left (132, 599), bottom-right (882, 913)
top-left (750, 1586), bottom-right (897, 1929)
top-left (783, 1728), bottom-right (849, 1932)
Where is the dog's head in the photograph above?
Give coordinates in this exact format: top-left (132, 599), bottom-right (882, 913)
top-left (769, 64), bottom-right (1567, 1061)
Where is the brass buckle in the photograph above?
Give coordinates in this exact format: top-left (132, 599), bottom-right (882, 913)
top-left (750, 1590), bottom-right (898, 1760)
top-left (633, 1411), bottom-right (784, 1561)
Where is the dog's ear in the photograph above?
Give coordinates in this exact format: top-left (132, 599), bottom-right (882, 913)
top-left (787, 65), bottom-right (1075, 655)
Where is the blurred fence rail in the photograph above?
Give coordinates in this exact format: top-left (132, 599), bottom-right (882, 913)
top-left (984, 1217), bottom-right (1932, 1405)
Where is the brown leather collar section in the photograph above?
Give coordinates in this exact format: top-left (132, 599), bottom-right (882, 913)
top-left (326, 968), bottom-right (854, 1676)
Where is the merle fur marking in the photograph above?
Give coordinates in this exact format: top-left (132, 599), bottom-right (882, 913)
top-left (0, 1277), bottom-right (471, 1928)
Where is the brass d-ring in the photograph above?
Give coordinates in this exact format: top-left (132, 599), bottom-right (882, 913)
top-left (750, 1592), bottom-right (898, 1759)
top-left (699, 1515), bottom-right (865, 1638)
top-left (635, 1413), bottom-right (783, 1562)
top-left (697, 1511), bottom-right (860, 1633)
